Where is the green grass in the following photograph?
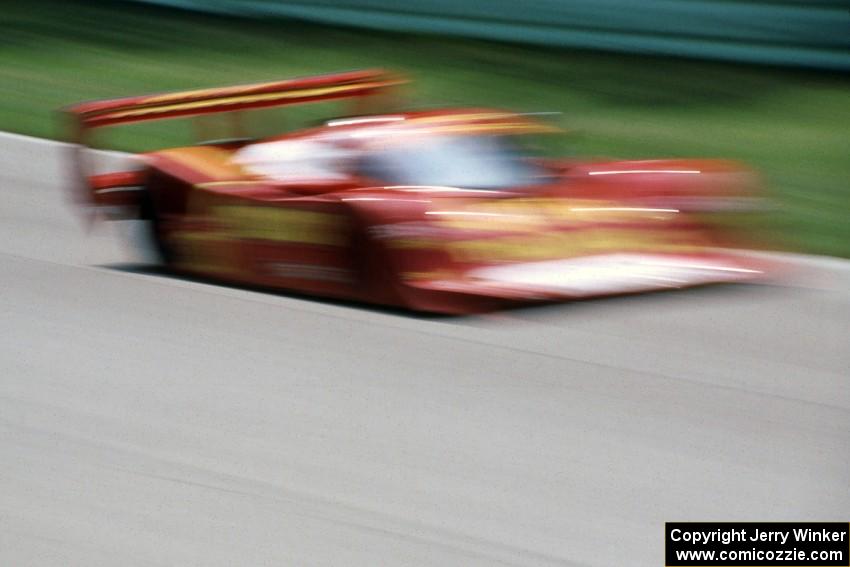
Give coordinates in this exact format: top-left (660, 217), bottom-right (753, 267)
top-left (3, 0), bottom-right (849, 255)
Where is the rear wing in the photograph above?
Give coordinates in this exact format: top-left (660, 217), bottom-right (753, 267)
top-left (62, 69), bottom-right (404, 214)
top-left (64, 68), bottom-right (404, 138)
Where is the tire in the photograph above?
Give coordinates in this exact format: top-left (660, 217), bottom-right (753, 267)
top-left (138, 190), bottom-right (175, 265)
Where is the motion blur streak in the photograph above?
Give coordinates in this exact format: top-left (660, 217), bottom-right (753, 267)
top-left (588, 169), bottom-right (701, 176)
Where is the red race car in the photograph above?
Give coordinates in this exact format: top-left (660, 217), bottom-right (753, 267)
top-left (65, 69), bottom-right (768, 314)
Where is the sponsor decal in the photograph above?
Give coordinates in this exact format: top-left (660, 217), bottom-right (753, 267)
top-left (447, 229), bottom-right (704, 263)
top-left (171, 231), bottom-right (242, 276)
top-left (213, 206), bottom-right (346, 245)
top-left (371, 198), bottom-right (696, 264)
top-left (368, 222), bottom-right (443, 240)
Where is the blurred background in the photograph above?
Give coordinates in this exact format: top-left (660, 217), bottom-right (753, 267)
top-left (3, 0), bottom-right (849, 255)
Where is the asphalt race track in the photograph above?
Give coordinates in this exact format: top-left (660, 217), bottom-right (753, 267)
top-left (1, 133), bottom-right (848, 566)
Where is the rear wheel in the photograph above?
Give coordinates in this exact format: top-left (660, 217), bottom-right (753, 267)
top-left (138, 190), bottom-right (176, 265)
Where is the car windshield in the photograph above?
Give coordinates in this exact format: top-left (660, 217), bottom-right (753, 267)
top-left (359, 135), bottom-right (544, 189)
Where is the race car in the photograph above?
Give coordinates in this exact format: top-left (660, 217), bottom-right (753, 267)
top-left (65, 69), bottom-right (768, 314)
